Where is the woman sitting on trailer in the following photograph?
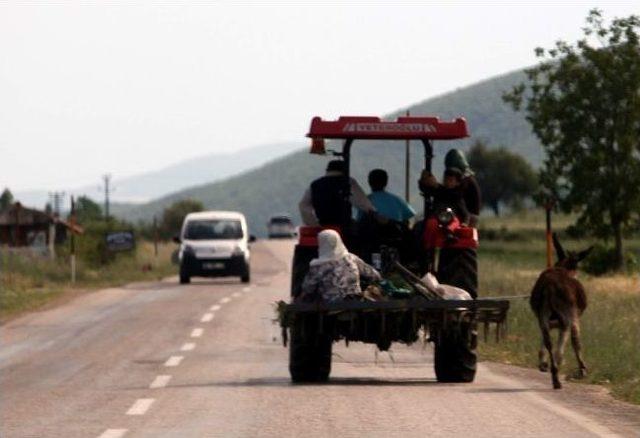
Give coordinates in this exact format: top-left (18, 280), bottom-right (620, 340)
top-left (300, 229), bottom-right (381, 303)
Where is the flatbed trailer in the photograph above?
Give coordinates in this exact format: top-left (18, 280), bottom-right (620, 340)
top-left (278, 297), bottom-right (510, 383)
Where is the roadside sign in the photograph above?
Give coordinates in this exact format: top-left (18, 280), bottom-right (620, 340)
top-left (105, 230), bottom-right (135, 252)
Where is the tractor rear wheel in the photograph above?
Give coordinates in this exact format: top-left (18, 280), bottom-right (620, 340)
top-left (437, 248), bottom-right (477, 298)
top-left (289, 315), bottom-right (332, 383)
top-left (435, 248), bottom-right (478, 382)
top-left (433, 321), bottom-right (477, 383)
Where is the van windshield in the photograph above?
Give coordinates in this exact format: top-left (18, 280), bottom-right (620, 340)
top-left (270, 217), bottom-right (292, 225)
top-left (184, 219), bottom-right (243, 240)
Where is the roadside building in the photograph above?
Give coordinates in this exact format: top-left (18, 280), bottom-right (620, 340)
top-left (0, 202), bottom-right (83, 256)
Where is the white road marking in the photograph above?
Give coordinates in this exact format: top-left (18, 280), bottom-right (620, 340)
top-left (201, 313), bottom-right (214, 322)
top-left (242, 286), bottom-right (251, 292)
top-left (164, 355), bottom-right (184, 367)
top-left (98, 429), bottom-right (128, 438)
top-left (149, 375), bottom-right (172, 389)
top-left (481, 365), bottom-right (623, 438)
top-left (126, 398), bottom-right (155, 415)
top-left (220, 297), bottom-right (231, 304)
top-left (181, 342), bottom-right (196, 351)
top-left (232, 292), bottom-right (241, 298)
top-left (210, 304), bottom-right (221, 311)
top-left (191, 328), bottom-right (204, 338)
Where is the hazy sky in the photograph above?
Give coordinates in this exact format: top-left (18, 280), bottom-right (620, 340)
top-left (1, 2), bottom-right (638, 191)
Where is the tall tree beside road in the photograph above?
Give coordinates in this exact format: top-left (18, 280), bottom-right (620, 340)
top-left (503, 9), bottom-right (640, 269)
top-left (0, 188), bottom-right (14, 210)
top-left (467, 141), bottom-right (537, 216)
top-left (160, 199), bottom-right (204, 239)
top-left (75, 196), bottom-right (103, 223)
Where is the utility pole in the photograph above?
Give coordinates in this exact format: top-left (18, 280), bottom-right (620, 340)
top-left (102, 174), bottom-right (111, 223)
top-left (48, 191), bottom-right (66, 217)
top-left (69, 195), bottom-right (77, 284)
top-left (405, 109), bottom-right (411, 202)
top-left (545, 197), bottom-right (555, 269)
top-left (153, 215), bottom-right (159, 257)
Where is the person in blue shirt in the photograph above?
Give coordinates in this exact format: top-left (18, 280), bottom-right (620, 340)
top-left (363, 169), bottom-right (415, 224)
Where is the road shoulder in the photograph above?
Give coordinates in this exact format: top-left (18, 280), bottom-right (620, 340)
top-left (483, 361), bottom-right (640, 437)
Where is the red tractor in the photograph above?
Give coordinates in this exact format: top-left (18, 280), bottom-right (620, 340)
top-left (291, 116), bottom-right (478, 298)
top-left (282, 116), bottom-right (508, 383)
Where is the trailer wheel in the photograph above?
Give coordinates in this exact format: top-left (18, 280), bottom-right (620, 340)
top-left (437, 248), bottom-right (477, 298)
top-left (289, 315), bottom-right (332, 383)
top-left (434, 321), bottom-right (477, 383)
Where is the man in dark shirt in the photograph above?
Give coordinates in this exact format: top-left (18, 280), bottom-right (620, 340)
top-left (299, 160), bottom-right (375, 227)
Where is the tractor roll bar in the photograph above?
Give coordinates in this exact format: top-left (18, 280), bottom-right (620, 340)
top-left (307, 116), bottom-right (469, 141)
top-left (307, 115), bottom-right (469, 222)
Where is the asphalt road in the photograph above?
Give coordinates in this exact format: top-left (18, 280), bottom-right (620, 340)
top-left (2, 240), bottom-right (639, 438)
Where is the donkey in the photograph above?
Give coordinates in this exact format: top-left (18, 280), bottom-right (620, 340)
top-left (530, 233), bottom-right (593, 389)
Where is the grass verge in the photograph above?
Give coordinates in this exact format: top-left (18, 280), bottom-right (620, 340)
top-left (0, 241), bottom-right (176, 322)
top-left (477, 238), bottom-right (640, 404)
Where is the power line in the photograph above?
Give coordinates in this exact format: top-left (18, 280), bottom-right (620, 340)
top-left (48, 191), bottom-right (66, 217)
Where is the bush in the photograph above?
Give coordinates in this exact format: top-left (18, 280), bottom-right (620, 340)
top-left (625, 251), bottom-right (639, 275)
top-left (582, 244), bottom-right (617, 275)
top-left (60, 219), bottom-right (136, 267)
top-left (580, 244), bottom-right (639, 276)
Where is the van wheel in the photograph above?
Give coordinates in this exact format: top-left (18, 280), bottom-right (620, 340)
top-left (241, 266), bottom-right (250, 283)
top-left (179, 270), bottom-right (191, 284)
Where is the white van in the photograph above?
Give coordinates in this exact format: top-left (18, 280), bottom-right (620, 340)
top-left (175, 211), bottom-right (254, 284)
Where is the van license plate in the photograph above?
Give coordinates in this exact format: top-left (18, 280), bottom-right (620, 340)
top-left (203, 262), bottom-right (225, 270)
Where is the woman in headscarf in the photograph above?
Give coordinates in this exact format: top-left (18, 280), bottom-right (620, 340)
top-left (443, 149), bottom-right (481, 227)
top-left (300, 229), bottom-right (381, 302)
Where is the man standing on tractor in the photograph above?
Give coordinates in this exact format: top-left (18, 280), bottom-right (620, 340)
top-left (444, 149), bottom-right (481, 227)
top-left (419, 167), bottom-right (470, 225)
top-left (298, 160), bottom-right (376, 227)
top-left (362, 169), bottom-right (415, 225)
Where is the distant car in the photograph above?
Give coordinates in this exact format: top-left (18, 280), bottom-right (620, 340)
top-left (175, 211), bottom-right (255, 284)
top-left (267, 215), bottom-right (296, 238)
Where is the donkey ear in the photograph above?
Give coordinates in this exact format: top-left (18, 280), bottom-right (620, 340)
top-left (552, 232), bottom-right (566, 261)
top-left (577, 246), bottom-right (594, 262)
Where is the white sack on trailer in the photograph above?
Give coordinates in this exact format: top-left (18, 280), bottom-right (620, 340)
top-left (422, 273), bottom-right (472, 300)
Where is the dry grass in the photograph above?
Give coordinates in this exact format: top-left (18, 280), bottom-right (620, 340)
top-left (0, 241), bottom-right (176, 322)
top-left (477, 236), bottom-right (640, 404)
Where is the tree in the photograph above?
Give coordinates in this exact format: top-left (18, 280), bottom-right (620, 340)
top-left (0, 188), bottom-right (14, 210)
top-left (503, 10), bottom-right (640, 269)
top-left (467, 141), bottom-right (537, 216)
top-left (159, 199), bottom-right (204, 239)
top-left (74, 195), bottom-right (103, 223)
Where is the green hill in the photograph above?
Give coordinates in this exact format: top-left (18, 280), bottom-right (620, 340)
top-left (116, 68), bottom-right (540, 235)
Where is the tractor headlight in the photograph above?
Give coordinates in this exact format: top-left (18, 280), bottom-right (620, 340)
top-left (437, 208), bottom-right (455, 226)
